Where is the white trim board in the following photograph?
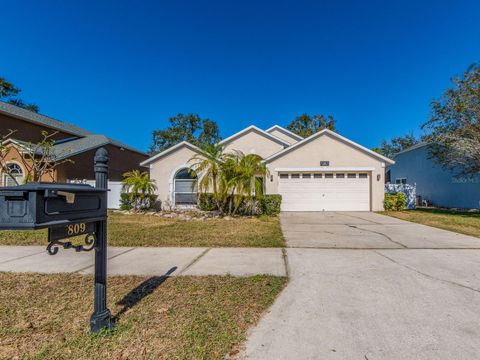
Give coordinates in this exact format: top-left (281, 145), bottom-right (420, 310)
top-left (140, 141), bottom-right (203, 167)
top-left (265, 125), bottom-right (304, 141)
top-left (273, 167), bottom-right (375, 172)
top-left (218, 125), bottom-right (290, 147)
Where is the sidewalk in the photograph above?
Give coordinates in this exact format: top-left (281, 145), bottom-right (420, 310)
top-left (0, 246), bottom-right (286, 277)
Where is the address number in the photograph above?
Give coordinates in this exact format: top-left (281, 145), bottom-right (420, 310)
top-left (67, 223), bottom-right (86, 236)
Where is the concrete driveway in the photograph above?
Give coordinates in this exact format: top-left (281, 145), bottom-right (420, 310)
top-left (240, 212), bottom-right (480, 359)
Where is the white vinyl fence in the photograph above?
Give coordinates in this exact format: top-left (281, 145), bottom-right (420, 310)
top-left (68, 179), bottom-right (123, 209)
top-left (385, 183), bottom-right (416, 209)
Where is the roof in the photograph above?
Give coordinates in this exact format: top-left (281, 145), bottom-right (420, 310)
top-left (140, 141), bottom-right (203, 166)
top-left (0, 101), bottom-right (147, 156)
top-left (392, 142), bottom-right (429, 158)
top-left (264, 128), bottom-right (395, 164)
top-left (219, 125), bottom-right (291, 147)
top-left (265, 125), bottom-right (303, 141)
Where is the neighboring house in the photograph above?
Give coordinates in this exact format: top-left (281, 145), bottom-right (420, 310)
top-left (0, 101), bottom-right (149, 208)
top-left (387, 143), bottom-right (480, 209)
top-left (141, 125), bottom-right (394, 211)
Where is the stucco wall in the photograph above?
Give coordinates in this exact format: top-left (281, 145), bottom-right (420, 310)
top-left (265, 133), bottom-right (387, 211)
top-left (148, 146), bottom-right (201, 209)
top-left (388, 145), bottom-right (480, 209)
top-left (222, 129), bottom-right (286, 159)
top-left (267, 129), bottom-right (300, 145)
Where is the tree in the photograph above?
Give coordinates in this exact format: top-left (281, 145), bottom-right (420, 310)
top-left (286, 114), bottom-right (336, 138)
top-left (122, 170), bottom-right (157, 210)
top-left (374, 132), bottom-right (420, 159)
top-left (0, 77), bottom-right (39, 113)
top-left (422, 64), bottom-right (480, 175)
top-left (189, 149), bottom-right (267, 215)
top-left (149, 114), bottom-right (221, 154)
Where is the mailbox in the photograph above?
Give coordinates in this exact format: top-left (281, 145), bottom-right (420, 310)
top-left (0, 182), bottom-right (107, 230)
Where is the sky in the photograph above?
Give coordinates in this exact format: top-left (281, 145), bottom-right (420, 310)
top-left (1, 0), bottom-right (479, 153)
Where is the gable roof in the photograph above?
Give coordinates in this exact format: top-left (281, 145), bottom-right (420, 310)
top-left (219, 125), bottom-right (291, 147)
top-left (0, 101), bottom-right (147, 156)
top-left (392, 142), bottom-right (429, 158)
top-left (265, 125), bottom-right (303, 141)
top-left (140, 141), bottom-right (203, 166)
top-left (264, 128), bottom-right (395, 164)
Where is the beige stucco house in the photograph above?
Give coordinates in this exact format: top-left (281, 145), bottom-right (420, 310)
top-left (141, 125), bottom-right (394, 211)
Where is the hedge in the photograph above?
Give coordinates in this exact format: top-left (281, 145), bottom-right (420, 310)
top-left (198, 193), bottom-right (282, 216)
top-left (384, 192), bottom-right (407, 211)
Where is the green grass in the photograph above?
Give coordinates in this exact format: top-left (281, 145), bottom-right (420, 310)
top-left (0, 273), bottom-right (287, 360)
top-left (0, 212), bottom-right (285, 247)
top-left (382, 208), bottom-right (480, 238)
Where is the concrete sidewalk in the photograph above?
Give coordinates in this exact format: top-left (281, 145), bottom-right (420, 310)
top-left (0, 246), bottom-right (286, 277)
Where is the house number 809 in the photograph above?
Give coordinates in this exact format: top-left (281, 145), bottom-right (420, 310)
top-left (67, 223), bottom-right (86, 235)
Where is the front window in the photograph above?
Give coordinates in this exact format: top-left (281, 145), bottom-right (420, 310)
top-left (3, 163), bottom-right (24, 186)
top-left (395, 178), bottom-right (407, 185)
top-left (174, 168), bottom-right (198, 205)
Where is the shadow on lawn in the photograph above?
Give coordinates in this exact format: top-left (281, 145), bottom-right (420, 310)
top-left (114, 266), bottom-right (177, 321)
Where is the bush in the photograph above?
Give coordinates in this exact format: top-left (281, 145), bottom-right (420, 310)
top-left (198, 193), bottom-right (218, 211)
top-left (259, 194), bottom-right (282, 215)
top-left (384, 192), bottom-right (407, 211)
top-left (120, 193), bottom-right (158, 211)
top-left (197, 193), bottom-right (282, 216)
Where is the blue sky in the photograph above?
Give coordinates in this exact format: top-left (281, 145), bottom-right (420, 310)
top-left (1, 0), bottom-right (479, 152)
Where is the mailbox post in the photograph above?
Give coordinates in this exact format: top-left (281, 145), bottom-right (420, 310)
top-left (0, 147), bottom-right (114, 333)
top-left (90, 147), bottom-right (113, 332)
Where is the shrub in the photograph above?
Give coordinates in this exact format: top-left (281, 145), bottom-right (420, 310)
top-left (198, 193), bottom-right (282, 216)
top-left (198, 193), bottom-right (218, 211)
top-left (384, 192), bottom-right (407, 211)
top-left (259, 194), bottom-right (282, 215)
top-left (120, 193), bottom-right (157, 211)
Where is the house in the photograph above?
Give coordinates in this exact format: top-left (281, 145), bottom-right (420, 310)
top-left (141, 125), bottom-right (394, 211)
top-left (387, 143), bottom-right (480, 209)
top-left (0, 101), bottom-right (148, 187)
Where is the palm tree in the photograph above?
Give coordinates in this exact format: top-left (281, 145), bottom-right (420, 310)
top-left (189, 143), bottom-right (224, 209)
top-left (122, 170), bottom-right (157, 210)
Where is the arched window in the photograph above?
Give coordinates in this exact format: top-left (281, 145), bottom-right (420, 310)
top-left (174, 168), bottom-right (198, 205)
top-left (3, 163), bottom-right (24, 186)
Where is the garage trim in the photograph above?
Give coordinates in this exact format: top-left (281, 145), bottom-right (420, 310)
top-left (274, 167), bottom-right (375, 172)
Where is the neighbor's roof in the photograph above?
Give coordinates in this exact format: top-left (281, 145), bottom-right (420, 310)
top-left (0, 101), bottom-right (147, 156)
top-left (140, 141), bottom-right (203, 166)
top-left (392, 142), bottom-right (429, 158)
top-left (219, 125), bottom-right (291, 147)
top-left (265, 125), bottom-right (304, 141)
top-left (264, 128), bottom-right (395, 164)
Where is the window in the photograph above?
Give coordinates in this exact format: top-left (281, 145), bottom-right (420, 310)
top-left (313, 173), bottom-right (322, 179)
top-left (279, 173), bottom-right (289, 179)
top-left (336, 173), bottom-right (345, 178)
top-left (291, 173), bottom-right (300, 179)
top-left (359, 173), bottom-right (368, 179)
top-left (3, 163), bottom-right (23, 186)
top-left (347, 173), bottom-right (356, 179)
top-left (302, 173), bottom-right (311, 179)
top-left (174, 168), bottom-right (197, 205)
top-left (324, 173), bottom-right (334, 179)
top-left (395, 178), bottom-right (407, 185)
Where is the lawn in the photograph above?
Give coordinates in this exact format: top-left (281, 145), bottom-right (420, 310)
top-left (382, 208), bottom-right (480, 238)
top-left (0, 273), bottom-right (286, 360)
top-left (0, 212), bottom-right (285, 247)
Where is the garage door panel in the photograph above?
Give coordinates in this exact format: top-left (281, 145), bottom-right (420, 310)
top-left (278, 173), bottom-right (370, 211)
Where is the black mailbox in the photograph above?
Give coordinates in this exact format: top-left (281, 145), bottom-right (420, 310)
top-left (0, 182), bottom-right (107, 230)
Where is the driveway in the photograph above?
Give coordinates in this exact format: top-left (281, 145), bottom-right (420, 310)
top-left (240, 212), bottom-right (480, 359)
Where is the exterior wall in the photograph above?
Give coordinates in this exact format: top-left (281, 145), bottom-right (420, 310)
top-left (265, 133), bottom-right (387, 211)
top-left (0, 144), bottom-right (56, 186)
top-left (389, 145), bottom-right (480, 209)
top-left (0, 113), bottom-right (73, 142)
top-left (267, 128), bottom-right (299, 145)
top-left (58, 144), bottom-right (147, 182)
top-left (147, 146), bottom-right (201, 209)
top-left (222, 129), bottom-right (286, 159)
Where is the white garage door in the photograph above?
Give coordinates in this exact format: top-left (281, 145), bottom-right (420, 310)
top-left (278, 172), bottom-right (370, 211)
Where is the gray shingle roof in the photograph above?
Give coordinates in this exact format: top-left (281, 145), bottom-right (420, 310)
top-left (0, 101), bottom-right (147, 156)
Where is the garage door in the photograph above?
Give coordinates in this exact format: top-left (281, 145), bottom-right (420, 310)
top-left (278, 172), bottom-right (370, 211)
